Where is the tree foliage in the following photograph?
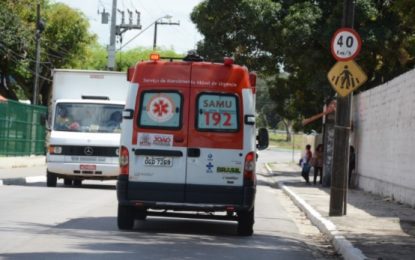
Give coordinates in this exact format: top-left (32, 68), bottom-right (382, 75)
top-left (0, 1), bottom-right (184, 105)
top-left (191, 0), bottom-right (415, 131)
top-left (0, 1), bottom-right (96, 104)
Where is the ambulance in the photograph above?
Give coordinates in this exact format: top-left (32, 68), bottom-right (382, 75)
top-left (116, 53), bottom-right (268, 236)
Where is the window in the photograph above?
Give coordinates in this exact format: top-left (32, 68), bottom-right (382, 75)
top-left (138, 91), bottom-right (182, 129)
top-left (197, 93), bottom-right (239, 132)
top-left (54, 103), bottom-right (123, 133)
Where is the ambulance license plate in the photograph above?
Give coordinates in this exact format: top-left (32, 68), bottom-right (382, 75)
top-left (144, 156), bottom-right (173, 167)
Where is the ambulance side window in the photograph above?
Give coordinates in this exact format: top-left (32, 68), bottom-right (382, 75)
top-left (138, 91), bottom-right (182, 129)
top-left (196, 93), bottom-right (239, 132)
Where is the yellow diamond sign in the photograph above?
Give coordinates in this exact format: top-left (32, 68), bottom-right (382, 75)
top-left (327, 60), bottom-right (367, 97)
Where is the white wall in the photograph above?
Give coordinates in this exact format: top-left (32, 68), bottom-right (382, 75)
top-left (353, 69), bottom-right (415, 206)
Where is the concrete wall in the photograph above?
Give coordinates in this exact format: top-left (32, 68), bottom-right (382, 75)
top-left (352, 69), bottom-right (415, 206)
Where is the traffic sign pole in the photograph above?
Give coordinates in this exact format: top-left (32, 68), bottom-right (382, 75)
top-left (329, 0), bottom-right (355, 217)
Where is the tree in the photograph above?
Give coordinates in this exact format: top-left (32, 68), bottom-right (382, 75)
top-left (0, 1), bottom-right (97, 104)
top-left (191, 0), bottom-right (415, 131)
top-left (0, 1), bottom-right (32, 100)
top-left (37, 2), bottom-right (96, 104)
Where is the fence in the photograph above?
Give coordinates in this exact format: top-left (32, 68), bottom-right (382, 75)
top-left (0, 99), bottom-right (47, 156)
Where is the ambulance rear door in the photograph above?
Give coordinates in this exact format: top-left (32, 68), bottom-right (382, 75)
top-left (185, 63), bottom-right (248, 205)
top-left (129, 62), bottom-right (191, 203)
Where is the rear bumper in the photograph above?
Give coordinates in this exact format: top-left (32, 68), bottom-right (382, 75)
top-left (116, 176), bottom-right (255, 212)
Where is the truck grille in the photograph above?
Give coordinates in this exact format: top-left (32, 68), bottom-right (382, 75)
top-left (61, 146), bottom-right (118, 157)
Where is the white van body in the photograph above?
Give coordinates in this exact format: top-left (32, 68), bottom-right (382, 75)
top-left (46, 69), bottom-right (129, 187)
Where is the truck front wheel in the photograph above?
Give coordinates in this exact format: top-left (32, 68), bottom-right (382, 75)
top-left (237, 208), bottom-right (254, 236)
top-left (46, 171), bottom-right (57, 187)
top-left (73, 180), bottom-right (82, 186)
top-left (118, 204), bottom-right (134, 230)
top-left (64, 178), bottom-right (73, 186)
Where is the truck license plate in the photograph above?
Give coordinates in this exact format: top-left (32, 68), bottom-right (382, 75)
top-left (80, 164), bottom-right (96, 170)
top-left (144, 156), bottom-right (173, 167)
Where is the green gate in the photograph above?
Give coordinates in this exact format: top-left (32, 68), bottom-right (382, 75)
top-left (0, 99), bottom-right (47, 156)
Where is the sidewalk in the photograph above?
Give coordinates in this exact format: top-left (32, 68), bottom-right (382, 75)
top-left (0, 155), bottom-right (45, 169)
top-left (0, 156), bottom-right (46, 185)
top-left (265, 162), bottom-right (415, 260)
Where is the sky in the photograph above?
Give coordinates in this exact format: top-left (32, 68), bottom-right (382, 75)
top-left (53, 0), bottom-right (204, 54)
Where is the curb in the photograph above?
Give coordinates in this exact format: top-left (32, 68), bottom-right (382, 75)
top-left (264, 163), bottom-right (367, 260)
top-left (0, 176), bottom-right (46, 186)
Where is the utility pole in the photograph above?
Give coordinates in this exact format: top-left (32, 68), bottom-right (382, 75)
top-left (329, 0), bottom-right (355, 216)
top-left (107, 0), bottom-right (117, 70)
top-left (106, 0), bottom-right (141, 70)
top-left (33, 1), bottom-right (42, 105)
top-left (153, 17), bottom-right (179, 50)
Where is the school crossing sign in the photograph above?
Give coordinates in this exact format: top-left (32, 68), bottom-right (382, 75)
top-left (329, 28), bottom-right (367, 97)
top-left (327, 60), bottom-right (367, 97)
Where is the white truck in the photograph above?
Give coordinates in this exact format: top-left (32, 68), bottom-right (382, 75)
top-left (46, 69), bottom-right (129, 187)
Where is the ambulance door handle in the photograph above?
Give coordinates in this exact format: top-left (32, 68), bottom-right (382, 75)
top-left (187, 148), bottom-right (200, 157)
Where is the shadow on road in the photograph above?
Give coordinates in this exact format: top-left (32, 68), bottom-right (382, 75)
top-left (2, 181), bottom-right (116, 190)
top-left (2, 216), bottom-right (323, 260)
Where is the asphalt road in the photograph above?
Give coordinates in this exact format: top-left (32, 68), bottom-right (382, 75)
top-left (0, 149), bottom-right (337, 259)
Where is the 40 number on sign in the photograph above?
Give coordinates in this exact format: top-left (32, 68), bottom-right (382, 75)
top-left (331, 28), bottom-right (362, 61)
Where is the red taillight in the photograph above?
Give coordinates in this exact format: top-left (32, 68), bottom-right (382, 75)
top-left (244, 152), bottom-right (256, 185)
top-left (224, 57), bottom-right (234, 66)
top-left (119, 146), bottom-right (129, 176)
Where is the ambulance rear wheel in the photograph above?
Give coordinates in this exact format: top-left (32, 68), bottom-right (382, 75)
top-left (136, 208), bottom-right (147, 220)
top-left (118, 204), bottom-right (134, 230)
top-left (46, 171), bottom-right (57, 187)
top-left (237, 208), bottom-right (254, 236)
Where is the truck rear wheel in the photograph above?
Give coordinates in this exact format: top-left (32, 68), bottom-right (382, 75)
top-left (118, 204), bottom-right (134, 230)
top-left (46, 171), bottom-right (57, 187)
top-left (237, 208), bottom-right (254, 236)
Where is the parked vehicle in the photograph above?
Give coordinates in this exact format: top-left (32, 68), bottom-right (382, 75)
top-left (46, 69), bottom-right (129, 187)
top-left (116, 54), bottom-right (268, 235)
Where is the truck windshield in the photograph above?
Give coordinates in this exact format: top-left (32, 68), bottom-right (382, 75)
top-left (54, 103), bottom-right (124, 133)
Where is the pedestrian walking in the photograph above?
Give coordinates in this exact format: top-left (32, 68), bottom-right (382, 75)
top-left (312, 144), bottom-right (323, 185)
top-left (301, 144), bottom-right (313, 184)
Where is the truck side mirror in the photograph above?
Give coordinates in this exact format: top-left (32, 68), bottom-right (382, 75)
top-left (257, 128), bottom-right (269, 150)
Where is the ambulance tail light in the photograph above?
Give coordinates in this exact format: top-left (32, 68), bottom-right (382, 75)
top-left (224, 57), bottom-right (234, 66)
top-left (243, 152), bottom-right (256, 186)
top-left (119, 146), bottom-right (129, 176)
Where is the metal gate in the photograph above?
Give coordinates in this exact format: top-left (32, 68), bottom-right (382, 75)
top-left (0, 99), bottom-right (47, 156)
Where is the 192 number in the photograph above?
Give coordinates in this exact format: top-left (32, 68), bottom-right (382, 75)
top-left (204, 112), bottom-right (232, 127)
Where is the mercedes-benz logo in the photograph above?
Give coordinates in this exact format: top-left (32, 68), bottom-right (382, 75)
top-left (84, 146), bottom-right (94, 156)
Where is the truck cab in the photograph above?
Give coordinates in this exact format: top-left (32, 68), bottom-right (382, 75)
top-left (46, 70), bottom-right (129, 187)
top-left (117, 55), bottom-right (268, 235)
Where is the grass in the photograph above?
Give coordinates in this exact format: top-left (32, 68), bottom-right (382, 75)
top-left (268, 132), bottom-right (305, 150)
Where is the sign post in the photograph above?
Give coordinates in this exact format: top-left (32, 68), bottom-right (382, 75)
top-left (328, 0), bottom-right (365, 217)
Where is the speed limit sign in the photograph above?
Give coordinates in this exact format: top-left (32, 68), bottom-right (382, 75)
top-left (331, 28), bottom-right (362, 61)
